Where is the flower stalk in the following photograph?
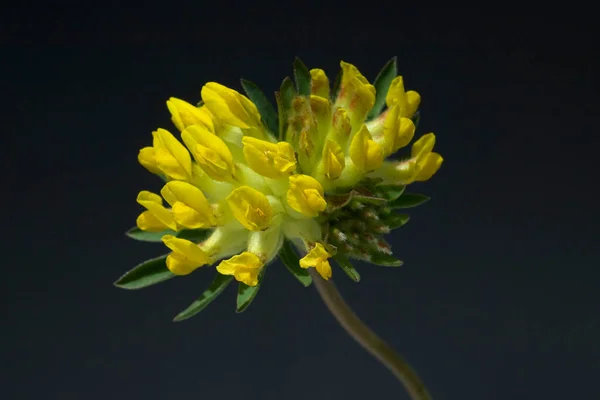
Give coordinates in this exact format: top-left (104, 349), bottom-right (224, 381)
top-left (309, 269), bottom-right (432, 400)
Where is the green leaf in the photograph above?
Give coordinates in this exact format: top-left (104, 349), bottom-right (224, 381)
top-left (369, 253), bottom-right (404, 267)
top-left (412, 110), bottom-right (420, 129)
top-left (279, 240), bottom-right (312, 287)
top-left (176, 229), bottom-right (212, 243)
top-left (114, 254), bottom-right (175, 290)
top-left (331, 67), bottom-right (342, 102)
top-left (389, 193), bottom-right (430, 209)
top-left (293, 57), bottom-right (311, 96)
top-left (384, 213), bottom-right (410, 229)
top-left (276, 77), bottom-right (297, 140)
top-left (333, 254), bottom-right (361, 282)
top-left (125, 227), bottom-right (211, 243)
top-left (236, 267), bottom-right (267, 313)
top-left (375, 184), bottom-right (406, 201)
top-left (367, 57), bottom-right (398, 120)
top-left (173, 273), bottom-right (233, 322)
top-left (125, 227), bottom-right (177, 242)
top-left (241, 78), bottom-right (278, 135)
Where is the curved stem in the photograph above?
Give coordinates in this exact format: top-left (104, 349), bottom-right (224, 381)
top-left (308, 269), bottom-right (432, 400)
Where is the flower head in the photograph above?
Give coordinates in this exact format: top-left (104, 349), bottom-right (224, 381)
top-left (118, 57), bottom-right (444, 318)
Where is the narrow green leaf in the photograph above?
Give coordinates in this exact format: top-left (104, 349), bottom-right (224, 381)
top-left (241, 78), bottom-right (278, 135)
top-left (114, 254), bottom-right (174, 290)
top-left (367, 57), bottom-right (398, 120)
top-left (369, 253), bottom-right (404, 267)
top-left (333, 254), bottom-right (361, 282)
top-left (389, 193), bottom-right (430, 209)
top-left (412, 110), bottom-right (421, 129)
top-left (375, 184), bottom-right (406, 201)
top-left (125, 227), bottom-right (176, 242)
top-left (293, 57), bottom-right (311, 96)
top-left (173, 274), bottom-right (233, 322)
top-left (279, 240), bottom-right (312, 287)
top-left (276, 77), bottom-right (297, 140)
top-left (125, 227), bottom-right (211, 243)
top-left (236, 267), bottom-right (267, 313)
top-left (331, 68), bottom-right (342, 102)
top-left (384, 213), bottom-right (410, 229)
top-left (176, 229), bottom-right (212, 243)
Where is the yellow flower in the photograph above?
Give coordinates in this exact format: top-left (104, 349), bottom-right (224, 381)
top-left (136, 191), bottom-right (177, 232)
top-left (162, 235), bottom-right (211, 275)
top-left (310, 68), bottom-right (330, 99)
top-left (322, 139), bottom-right (345, 180)
top-left (349, 125), bottom-right (384, 172)
top-left (160, 181), bottom-right (217, 229)
top-left (181, 125), bottom-right (235, 181)
top-left (242, 137), bottom-right (297, 179)
top-left (385, 76), bottom-right (421, 118)
top-left (152, 128), bottom-right (193, 181)
top-left (166, 97), bottom-right (215, 133)
top-left (137, 147), bottom-right (162, 175)
top-left (411, 133), bottom-right (443, 181)
top-left (299, 243), bottom-right (332, 280)
top-left (227, 186), bottom-right (273, 231)
top-left (286, 175), bottom-right (327, 217)
top-left (201, 82), bottom-right (261, 130)
top-left (336, 61), bottom-right (376, 129)
top-left (331, 108), bottom-right (352, 146)
top-left (382, 104), bottom-right (416, 156)
top-left (217, 252), bottom-right (264, 286)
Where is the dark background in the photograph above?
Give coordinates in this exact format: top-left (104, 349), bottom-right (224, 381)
top-left (2, 3), bottom-right (598, 399)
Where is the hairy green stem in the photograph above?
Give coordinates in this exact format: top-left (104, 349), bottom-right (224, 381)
top-left (308, 269), bottom-right (432, 400)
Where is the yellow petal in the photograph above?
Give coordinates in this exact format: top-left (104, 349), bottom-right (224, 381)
top-left (411, 133), bottom-right (436, 160)
top-left (226, 186), bottom-right (273, 231)
top-left (286, 175), bottom-right (327, 217)
top-left (310, 68), bottom-right (330, 99)
top-left (160, 181), bottom-right (216, 228)
top-left (152, 128), bottom-right (192, 180)
top-left (349, 125), bottom-right (384, 172)
top-left (322, 139), bottom-right (345, 180)
top-left (136, 191), bottom-right (177, 231)
top-left (138, 147), bottom-right (162, 175)
top-left (201, 82), bottom-right (260, 130)
top-left (181, 125), bottom-right (234, 181)
top-left (299, 243), bottom-right (332, 280)
top-left (338, 61), bottom-right (376, 128)
top-left (405, 91), bottom-right (421, 118)
top-left (167, 97), bottom-right (215, 132)
top-left (383, 105), bottom-right (415, 155)
top-left (216, 252), bottom-right (263, 286)
top-left (242, 137), bottom-right (297, 179)
top-left (136, 211), bottom-right (170, 232)
top-left (415, 152), bottom-right (443, 181)
top-left (162, 235), bottom-right (210, 275)
top-left (331, 108), bottom-right (352, 145)
top-left (386, 77), bottom-right (420, 118)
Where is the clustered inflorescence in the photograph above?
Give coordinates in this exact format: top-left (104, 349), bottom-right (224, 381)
top-left (117, 58), bottom-right (443, 317)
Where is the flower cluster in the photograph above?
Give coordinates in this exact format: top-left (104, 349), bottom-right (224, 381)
top-left (118, 58), bottom-right (442, 317)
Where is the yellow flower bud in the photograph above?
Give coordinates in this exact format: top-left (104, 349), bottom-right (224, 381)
top-left (136, 191), bottom-right (177, 232)
top-left (181, 125), bottom-right (235, 181)
top-left (299, 243), bottom-right (332, 280)
top-left (385, 76), bottom-right (420, 118)
top-left (382, 104), bottom-right (416, 155)
top-left (201, 82), bottom-right (261, 130)
top-left (242, 137), bottom-right (297, 179)
top-left (331, 108), bottom-right (352, 146)
top-left (322, 139), bottom-right (345, 180)
top-left (411, 133), bottom-right (436, 160)
top-left (137, 147), bottom-right (162, 175)
top-left (310, 68), bottom-right (330, 99)
top-left (309, 95), bottom-right (332, 136)
top-left (160, 181), bottom-right (217, 229)
top-left (166, 97), bottom-right (215, 133)
top-left (415, 152), bottom-right (444, 182)
top-left (349, 125), bottom-right (384, 172)
top-left (217, 252), bottom-right (264, 286)
top-left (227, 186), bottom-right (273, 231)
top-left (152, 128), bottom-right (193, 181)
top-left (162, 235), bottom-right (211, 275)
top-left (286, 175), bottom-right (327, 217)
